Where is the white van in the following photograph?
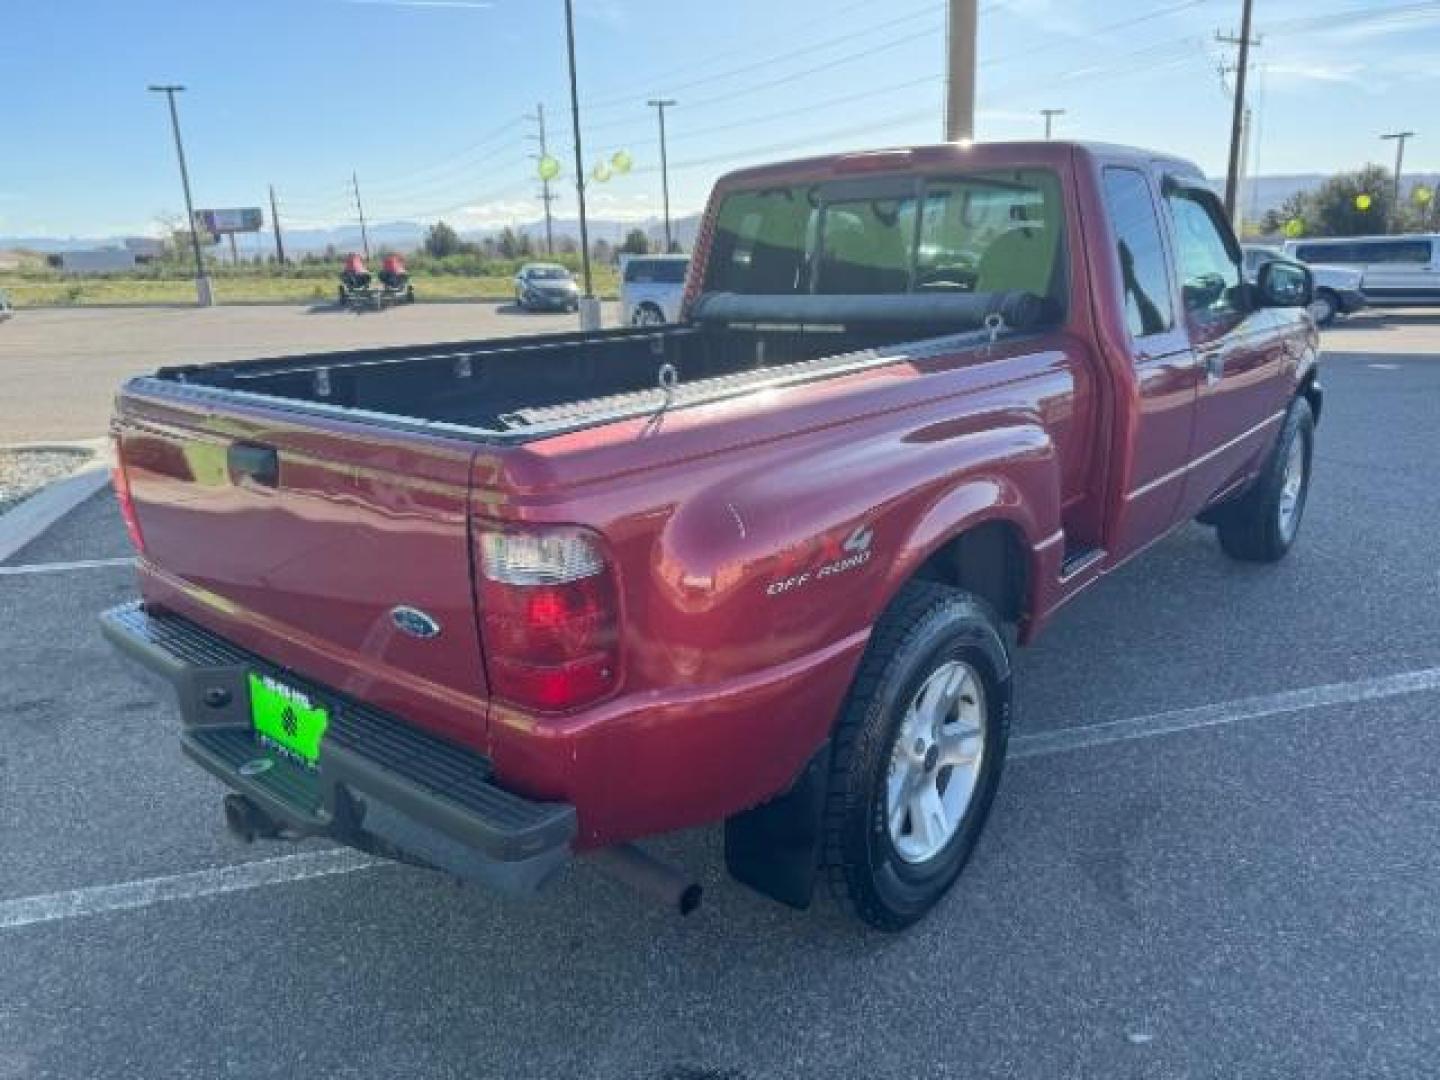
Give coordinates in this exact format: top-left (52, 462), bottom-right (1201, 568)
top-left (620, 254), bottom-right (690, 325)
top-left (1281, 234), bottom-right (1440, 307)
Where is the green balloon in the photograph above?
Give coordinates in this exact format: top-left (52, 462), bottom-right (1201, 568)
top-left (1414, 185), bottom-right (1434, 206)
top-left (592, 161), bottom-right (613, 183)
top-left (1283, 218), bottom-right (1305, 238)
top-left (537, 155), bottom-right (561, 181)
top-left (610, 149), bottom-right (633, 175)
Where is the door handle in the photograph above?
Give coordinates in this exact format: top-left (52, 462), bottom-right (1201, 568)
top-left (227, 443), bottom-right (279, 488)
top-left (1201, 348), bottom-right (1228, 386)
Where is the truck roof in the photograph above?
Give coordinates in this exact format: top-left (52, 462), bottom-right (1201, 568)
top-left (712, 140), bottom-right (1202, 191)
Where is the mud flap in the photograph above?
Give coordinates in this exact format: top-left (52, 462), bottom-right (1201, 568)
top-left (723, 740), bottom-right (831, 910)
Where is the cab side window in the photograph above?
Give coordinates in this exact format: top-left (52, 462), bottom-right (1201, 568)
top-left (1165, 188), bottom-right (1244, 340)
top-left (1102, 167), bottom-right (1173, 339)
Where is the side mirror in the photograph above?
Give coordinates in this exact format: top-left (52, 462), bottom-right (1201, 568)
top-left (1256, 259), bottom-right (1312, 308)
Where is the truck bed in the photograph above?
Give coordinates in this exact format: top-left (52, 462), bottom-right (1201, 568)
top-left (150, 291), bottom-right (1052, 441)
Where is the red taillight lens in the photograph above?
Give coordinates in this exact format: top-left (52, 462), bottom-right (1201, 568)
top-left (111, 436), bottom-right (145, 554)
top-left (476, 527), bottom-right (619, 712)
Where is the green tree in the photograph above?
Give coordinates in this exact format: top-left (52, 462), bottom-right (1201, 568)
top-left (1306, 164), bottom-right (1391, 236)
top-left (620, 227), bottom-right (650, 255)
top-left (496, 226), bottom-right (533, 259)
top-left (424, 220), bottom-right (462, 258)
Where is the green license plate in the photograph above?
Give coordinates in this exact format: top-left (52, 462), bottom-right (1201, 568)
top-left (248, 672), bottom-right (329, 768)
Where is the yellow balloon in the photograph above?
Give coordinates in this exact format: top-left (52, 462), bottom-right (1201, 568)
top-left (1414, 185), bottom-right (1434, 206)
top-left (1284, 218), bottom-right (1305, 238)
top-left (537, 155), bottom-right (560, 182)
top-left (610, 149), bottom-right (633, 175)
top-left (1355, 193), bottom-right (1373, 211)
top-left (592, 161), bottom-right (612, 183)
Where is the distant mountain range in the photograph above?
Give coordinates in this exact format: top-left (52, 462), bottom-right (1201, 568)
top-left (6, 173), bottom-right (1436, 255)
top-left (0, 214), bottom-right (705, 257)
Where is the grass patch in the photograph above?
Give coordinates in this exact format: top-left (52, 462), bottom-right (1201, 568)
top-left (0, 268), bottom-right (622, 308)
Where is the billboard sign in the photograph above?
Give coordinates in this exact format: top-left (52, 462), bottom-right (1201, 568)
top-left (194, 208), bottom-right (264, 236)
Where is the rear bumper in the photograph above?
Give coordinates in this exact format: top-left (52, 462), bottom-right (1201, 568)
top-left (100, 601), bottom-right (576, 894)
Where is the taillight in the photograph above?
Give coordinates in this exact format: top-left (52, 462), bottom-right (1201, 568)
top-left (476, 527), bottom-right (620, 712)
top-left (111, 435), bottom-right (145, 554)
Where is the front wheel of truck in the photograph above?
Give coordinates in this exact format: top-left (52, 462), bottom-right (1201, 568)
top-left (823, 582), bottom-right (1011, 931)
top-left (1214, 396), bottom-right (1314, 563)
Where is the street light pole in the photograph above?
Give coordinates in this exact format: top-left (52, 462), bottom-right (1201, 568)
top-left (647, 98), bottom-right (677, 251)
top-left (944, 0), bottom-right (978, 141)
top-left (1381, 131), bottom-right (1416, 233)
top-left (1040, 108), bottom-right (1065, 139)
top-left (563, 0), bottom-right (599, 329)
top-left (148, 84), bottom-right (212, 307)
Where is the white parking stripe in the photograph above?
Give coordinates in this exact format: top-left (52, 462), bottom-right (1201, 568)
top-left (0, 849), bottom-right (381, 931)
top-left (1011, 667), bottom-right (1440, 759)
top-left (3, 667), bottom-right (1440, 931)
top-left (0, 556), bottom-right (133, 576)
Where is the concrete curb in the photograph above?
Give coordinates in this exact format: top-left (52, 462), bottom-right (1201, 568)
top-left (0, 454), bottom-right (111, 564)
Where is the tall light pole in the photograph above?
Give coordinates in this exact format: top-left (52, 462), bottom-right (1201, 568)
top-left (1381, 131), bottom-right (1416, 233)
top-left (945, 0), bottom-right (978, 141)
top-left (1040, 108), bottom-right (1065, 140)
top-left (148, 84), bottom-right (212, 307)
top-left (647, 98), bottom-right (677, 251)
top-left (563, 0), bottom-right (599, 329)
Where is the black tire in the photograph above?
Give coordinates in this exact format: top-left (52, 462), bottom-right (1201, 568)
top-left (1309, 289), bottom-right (1339, 327)
top-left (1215, 397), bottom-right (1315, 562)
top-left (822, 581), bottom-right (1011, 931)
top-left (632, 302), bottom-right (665, 326)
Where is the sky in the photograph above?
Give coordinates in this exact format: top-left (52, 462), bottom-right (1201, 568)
top-left (4, 0), bottom-right (1439, 239)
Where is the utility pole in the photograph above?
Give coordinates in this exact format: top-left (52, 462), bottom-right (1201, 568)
top-left (1381, 131), bottom-right (1416, 233)
top-left (1217, 0), bottom-right (1257, 220)
top-left (351, 171), bottom-right (371, 260)
top-left (1040, 108), bottom-right (1065, 140)
top-left (564, 0), bottom-right (599, 328)
top-left (945, 0), bottom-right (978, 141)
top-left (268, 184), bottom-right (286, 265)
top-left (525, 103), bottom-right (558, 255)
top-left (147, 84), bottom-right (212, 306)
top-left (647, 98), bottom-right (677, 251)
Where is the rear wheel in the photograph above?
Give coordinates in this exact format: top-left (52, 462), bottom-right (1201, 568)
top-left (632, 303), bottom-right (665, 326)
top-left (1308, 288), bottom-right (1339, 327)
top-left (1214, 397), bottom-right (1314, 562)
top-left (823, 582), bottom-right (1011, 931)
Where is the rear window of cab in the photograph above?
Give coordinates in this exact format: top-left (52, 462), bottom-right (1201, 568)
top-left (703, 169), bottom-right (1066, 305)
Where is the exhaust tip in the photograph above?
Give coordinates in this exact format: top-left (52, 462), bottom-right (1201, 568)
top-left (677, 882), bottom-right (703, 917)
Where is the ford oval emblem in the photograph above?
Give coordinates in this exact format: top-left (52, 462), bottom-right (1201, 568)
top-left (390, 605), bottom-right (442, 640)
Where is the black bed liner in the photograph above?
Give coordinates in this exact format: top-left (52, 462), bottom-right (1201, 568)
top-left (144, 290), bottom-right (1052, 444)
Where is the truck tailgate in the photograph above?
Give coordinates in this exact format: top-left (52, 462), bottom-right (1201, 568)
top-left (115, 379), bottom-right (490, 750)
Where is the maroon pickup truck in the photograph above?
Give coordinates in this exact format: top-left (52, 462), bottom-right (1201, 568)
top-left (102, 141), bottom-right (1320, 930)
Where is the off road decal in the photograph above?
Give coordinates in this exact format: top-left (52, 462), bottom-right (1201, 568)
top-left (766, 523), bottom-right (874, 596)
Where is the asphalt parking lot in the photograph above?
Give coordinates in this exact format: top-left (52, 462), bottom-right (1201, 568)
top-left (0, 301), bottom-right (621, 444)
top-left (1, 311), bottom-right (1438, 1078)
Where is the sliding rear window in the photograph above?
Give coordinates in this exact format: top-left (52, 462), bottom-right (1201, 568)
top-left (703, 169), bottom-right (1066, 305)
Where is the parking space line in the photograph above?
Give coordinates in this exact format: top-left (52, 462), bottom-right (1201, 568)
top-left (0, 849), bottom-right (382, 931)
top-left (0, 556), bottom-right (133, 576)
top-left (4, 667), bottom-right (1439, 931)
top-left (1012, 667), bottom-right (1440, 759)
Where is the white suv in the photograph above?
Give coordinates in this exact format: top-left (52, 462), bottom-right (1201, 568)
top-left (620, 255), bottom-right (690, 325)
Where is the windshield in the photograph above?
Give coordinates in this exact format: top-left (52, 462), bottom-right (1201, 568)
top-left (704, 169), bottom-right (1065, 304)
top-left (527, 266), bottom-right (571, 281)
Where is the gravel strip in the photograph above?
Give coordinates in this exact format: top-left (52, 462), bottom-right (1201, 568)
top-left (0, 448), bottom-right (96, 515)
